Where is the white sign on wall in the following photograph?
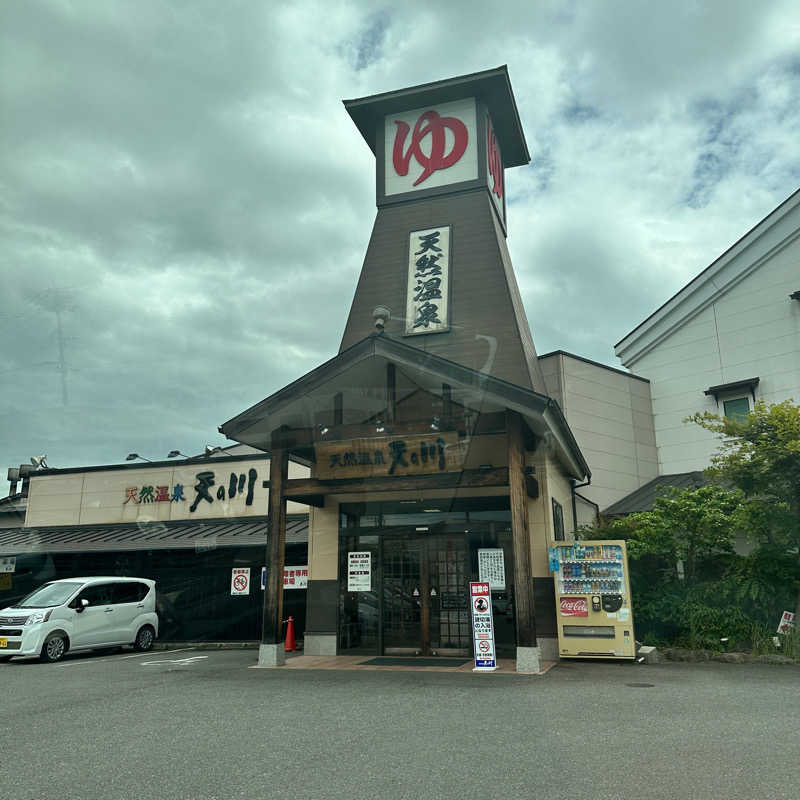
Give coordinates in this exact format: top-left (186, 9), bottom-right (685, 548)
top-left (384, 97), bottom-right (478, 197)
top-left (347, 552), bottom-right (372, 592)
top-left (260, 566), bottom-right (309, 590)
top-left (231, 567), bottom-right (250, 596)
top-left (0, 557), bottom-right (16, 574)
top-left (405, 226), bottom-right (450, 336)
top-left (478, 549), bottom-right (506, 591)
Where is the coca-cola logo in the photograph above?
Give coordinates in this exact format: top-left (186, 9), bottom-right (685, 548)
top-left (487, 118), bottom-right (503, 200)
top-left (393, 110), bottom-right (469, 187)
top-left (560, 597), bottom-right (588, 617)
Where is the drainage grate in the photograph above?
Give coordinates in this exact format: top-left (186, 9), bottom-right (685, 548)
top-left (625, 682), bottom-right (655, 688)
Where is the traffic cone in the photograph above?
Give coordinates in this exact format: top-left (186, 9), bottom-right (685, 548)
top-left (284, 616), bottom-right (296, 652)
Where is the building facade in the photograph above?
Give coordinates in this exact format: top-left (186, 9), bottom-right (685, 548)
top-left (220, 68), bottom-right (590, 671)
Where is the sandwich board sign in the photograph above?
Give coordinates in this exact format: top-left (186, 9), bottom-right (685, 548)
top-left (469, 581), bottom-right (497, 671)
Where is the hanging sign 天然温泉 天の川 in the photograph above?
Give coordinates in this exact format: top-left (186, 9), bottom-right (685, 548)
top-left (315, 432), bottom-right (466, 480)
top-left (405, 226), bottom-right (450, 336)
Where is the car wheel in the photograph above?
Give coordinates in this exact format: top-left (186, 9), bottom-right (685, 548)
top-left (133, 625), bottom-right (155, 651)
top-left (40, 633), bottom-right (68, 663)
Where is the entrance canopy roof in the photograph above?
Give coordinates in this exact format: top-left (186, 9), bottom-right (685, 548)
top-left (220, 334), bottom-right (589, 481)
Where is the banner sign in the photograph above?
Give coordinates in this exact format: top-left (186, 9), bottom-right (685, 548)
top-left (347, 552), bottom-right (372, 592)
top-left (777, 611), bottom-right (796, 634)
top-left (315, 432), bottom-right (466, 480)
top-left (230, 567), bottom-right (250, 596)
top-left (405, 226), bottom-right (451, 336)
top-left (478, 549), bottom-right (506, 590)
top-left (469, 582), bottom-right (497, 671)
top-left (560, 597), bottom-right (588, 617)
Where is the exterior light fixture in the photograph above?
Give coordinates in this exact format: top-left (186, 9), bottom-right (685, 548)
top-left (204, 445), bottom-right (224, 457)
top-left (375, 420), bottom-right (385, 433)
top-left (30, 455), bottom-right (49, 470)
top-left (125, 453), bottom-right (152, 463)
top-left (167, 450), bottom-right (190, 459)
top-left (373, 305), bottom-right (391, 331)
top-left (430, 416), bottom-right (440, 431)
top-left (318, 425), bottom-right (329, 436)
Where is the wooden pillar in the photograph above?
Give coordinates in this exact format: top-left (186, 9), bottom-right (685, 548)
top-left (261, 445), bottom-right (289, 645)
top-left (333, 392), bottom-right (343, 427)
top-left (386, 363), bottom-right (396, 423)
top-left (442, 383), bottom-right (452, 428)
top-left (507, 410), bottom-right (537, 648)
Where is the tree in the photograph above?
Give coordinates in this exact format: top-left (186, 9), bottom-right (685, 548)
top-left (689, 399), bottom-right (800, 621)
top-left (589, 484), bottom-right (742, 584)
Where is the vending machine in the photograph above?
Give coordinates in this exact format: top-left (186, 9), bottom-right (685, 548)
top-left (550, 540), bottom-right (636, 660)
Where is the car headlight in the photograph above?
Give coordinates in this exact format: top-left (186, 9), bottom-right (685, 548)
top-left (24, 610), bottom-right (52, 626)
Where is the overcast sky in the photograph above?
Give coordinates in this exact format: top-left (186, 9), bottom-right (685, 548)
top-left (1, 0), bottom-right (799, 472)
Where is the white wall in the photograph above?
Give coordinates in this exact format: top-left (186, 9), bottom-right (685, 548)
top-left (539, 353), bottom-right (659, 512)
top-left (625, 242), bottom-right (800, 474)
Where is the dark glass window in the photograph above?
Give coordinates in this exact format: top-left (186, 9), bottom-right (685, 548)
top-left (113, 582), bottom-right (148, 604)
top-left (552, 499), bottom-right (565, 541)
top-left (723, 396), bottom-right (749, 422)
top-left (77, 583), bottom-right (114, 607)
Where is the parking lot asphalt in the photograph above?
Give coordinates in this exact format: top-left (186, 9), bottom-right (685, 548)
top-left (2, 649), bottom-right (799, 800)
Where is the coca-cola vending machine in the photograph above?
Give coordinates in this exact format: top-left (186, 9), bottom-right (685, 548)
top-left (550, 539), bottom-right (636, 660)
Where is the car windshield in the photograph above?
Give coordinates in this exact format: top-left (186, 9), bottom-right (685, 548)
top-left (17, 582), bottom-right (83, 608)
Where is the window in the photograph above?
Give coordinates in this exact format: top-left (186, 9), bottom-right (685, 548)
top-left (723, 396), bottom-right (750, 422)
top-left (552, 499), bottom-right (565, 541)
top-left (113, 582), bottom-right (149, 604)
top-left (76, 583), bottom-right (114, 607)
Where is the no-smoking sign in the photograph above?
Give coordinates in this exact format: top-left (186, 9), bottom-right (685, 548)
top-left (231, 567), bottom-right (251, 596)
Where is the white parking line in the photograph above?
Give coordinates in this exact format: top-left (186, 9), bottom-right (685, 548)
top-left (119, 647), bottom-right (196, 659)
top-left (54, 647), bottom-right (197, 667)
top-left (140, 655), bottom-right (208, 666)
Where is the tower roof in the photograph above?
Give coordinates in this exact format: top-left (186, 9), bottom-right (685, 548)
top-left (343, 65), bottom-right (530, 168)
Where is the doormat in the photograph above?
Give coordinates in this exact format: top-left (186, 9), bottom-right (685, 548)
top-left (359, 657), bottom-right (470, 667)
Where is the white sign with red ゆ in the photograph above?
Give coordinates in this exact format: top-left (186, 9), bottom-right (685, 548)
top-left (777, 611), bottom-right (795, 634)
top-left (384, 98), bottom-right (478, 197)
top-left (469, 581), bottom-right (497, 671)
top-left (560, 597), bottom-right (588, 617)
top-left (231, 567), bottom-right (250, 596)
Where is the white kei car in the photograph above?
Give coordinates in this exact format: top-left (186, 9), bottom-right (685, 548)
top-left (0, 577), bottom-right (159, 663)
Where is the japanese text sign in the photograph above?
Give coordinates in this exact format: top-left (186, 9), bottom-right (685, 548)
top-left (405, 226), bottom-right (450, 336)
top-left (315, 432), bottom-right (466, 480)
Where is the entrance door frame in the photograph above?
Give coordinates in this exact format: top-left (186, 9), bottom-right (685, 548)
top-left (378, 524), bottom-right (472, 657)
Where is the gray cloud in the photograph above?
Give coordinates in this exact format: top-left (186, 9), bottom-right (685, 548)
top-left (1, 0), bottom-right (798, 471)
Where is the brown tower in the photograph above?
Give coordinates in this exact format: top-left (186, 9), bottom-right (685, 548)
top-left (341, 66), bottom-right (547, 393)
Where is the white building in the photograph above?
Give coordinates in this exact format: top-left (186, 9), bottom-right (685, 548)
top-left (614, 188), bottom-right (800, 477)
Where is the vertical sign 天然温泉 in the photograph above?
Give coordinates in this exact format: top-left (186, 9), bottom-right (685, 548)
top-left (405, 226), bottom-right (450, 336)
top-left (486, 113), bottom-right (504, 226)
top-left (470, 582), bottom-right (497, 671)
top-left (385, 98), bottom-right (478, 197)
top-left (347, 552), bottom-right (372, 592)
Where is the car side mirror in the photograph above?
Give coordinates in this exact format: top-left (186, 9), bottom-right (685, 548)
top-left (75, 598), bottom-right (89, 613)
